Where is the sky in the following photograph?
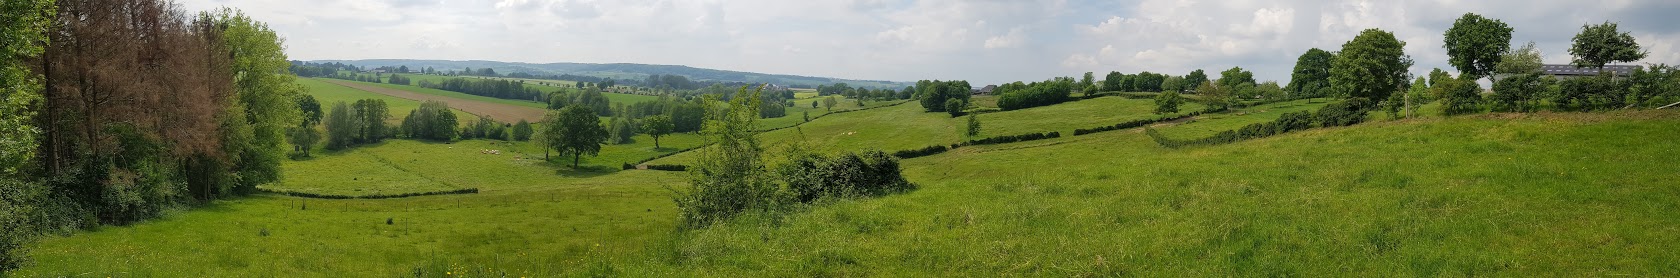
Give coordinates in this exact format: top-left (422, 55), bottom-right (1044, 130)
top-left (177, 0), bottom-right (1680, 86)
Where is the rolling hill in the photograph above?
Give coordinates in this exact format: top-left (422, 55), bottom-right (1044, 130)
top-left (312, 59), bottom-right (912, 89)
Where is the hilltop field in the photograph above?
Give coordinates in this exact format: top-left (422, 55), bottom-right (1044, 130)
top-left (13, 75), bottom-right (1680, 277)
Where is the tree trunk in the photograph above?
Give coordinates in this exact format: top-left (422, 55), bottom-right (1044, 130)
top-left (654, 136), bottom-right (661, 149)
top-left (573, 153), bottom-right (581, 168)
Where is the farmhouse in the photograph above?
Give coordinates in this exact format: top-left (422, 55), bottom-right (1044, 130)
top-left (972, 85), bottom-right (997, 95)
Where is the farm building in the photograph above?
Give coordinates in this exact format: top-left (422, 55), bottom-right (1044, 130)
top-left (1538, 64), bottom-right (1640, 79)
top-left (972, 85), bottom-right (997, 95)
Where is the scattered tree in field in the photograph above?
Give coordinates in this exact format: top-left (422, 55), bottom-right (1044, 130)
top-left (1496, 42), bottom-right (1545, 75)
top-left (1569, 21), bottom-right (1648, 72)
top-left (823, 96), bottom-right (838, 112)
top-left (543, 105), bottom-right (608, 167)
top-left (288, 93), bottom-right (323, 157)
top-left (640, 115), bottom-right (674, 149)
top-left (1288, 48), bottom-right (1334, 98)
top-left (1443, 13), bottom-right (1513, 82)
top-left (1330, 28), bottom-right (1414, 109)
top-left (1154, 90), bottom-right (1183, 114)
top-left (966, 114), bottom-right (981, 137)
top-left (512, 119), bottom-right (533, 141)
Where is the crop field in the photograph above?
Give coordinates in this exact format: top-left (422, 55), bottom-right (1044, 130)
top-left (322, 79), bottom-right (550, 123)
top-left (298, 78), bottom-right (481, 124)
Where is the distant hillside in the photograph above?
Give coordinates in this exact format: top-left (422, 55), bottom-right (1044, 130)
top-left (312, 59), bottom-right (911, 89)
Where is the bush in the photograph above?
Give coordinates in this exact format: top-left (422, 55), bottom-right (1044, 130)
top-left (1315, 99), bottom-right (1369, 127)
top-left (1490, 73), bottom-right (1543, 112)
top-left (892, 145), bottom-right (949, 159)
top-left (1439, 78), bottom-right (1485, 115)
top-left (1553, 73), bottom-right (1624, 111)
top-left (957, 131), bottom-right (1060, 147)
top-left (645, 164), bottom-right (687, 172)
top-left (780, 150), bottom-right (913, 203)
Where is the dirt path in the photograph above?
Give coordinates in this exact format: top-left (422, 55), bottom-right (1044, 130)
top-left (321, 79), bottom-right (548, 123)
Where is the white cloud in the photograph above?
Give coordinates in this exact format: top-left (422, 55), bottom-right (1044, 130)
top-left (174, 0), bottom-right (1680, 85)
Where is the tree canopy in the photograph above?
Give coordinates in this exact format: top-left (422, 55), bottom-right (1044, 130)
top-left (543, 105), bottom-right (608, 167)
top-left (1443, 13), bottom-right (1513, 81)
top-left (1288, 48), bottom-right (1334, 98)
top-left (1330, 28), bottom-right (1414, 108)
top-left (1569, 21), bottom-right (1647, 70)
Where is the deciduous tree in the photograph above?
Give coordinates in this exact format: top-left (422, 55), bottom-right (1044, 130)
top-left (1443, 13), bottom-right (1513, 82)
top-left (1569, 21), bottom-right (1647, 72)
top-left (1330, 28), bottom-right (1414, 109)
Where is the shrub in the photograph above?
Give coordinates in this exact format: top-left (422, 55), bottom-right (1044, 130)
top-left (645, 164), bottom-right (687, 171)
top-left (1490, 73), bottom-right (1542, 112)
top-left (780, 151), bottom-right (913, 203)
top-left (892, 145), bottom-right (949, 159)
top-left (997, 80), bottom-right (1074, 110)
top-left (1316, 99), bottom-right (1369, 127)
top-left (1439, 78), bottom-right (1485, 115)
top-left (1148, 111), bottom-right (1319, 148)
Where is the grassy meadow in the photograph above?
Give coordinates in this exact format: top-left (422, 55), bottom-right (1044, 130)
top-left (14, 88), bottom-right (1680, 276)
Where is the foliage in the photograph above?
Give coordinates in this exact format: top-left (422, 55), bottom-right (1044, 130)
top-left (1439, 77), bottom-right (1486, 115)
top-left (915, 80), bottom-right (971, 112)
top-left (1490, 73), bottom-right (1543, 112)
top-left (945, 98), bottom-right (965, 117)
top-left (641, 115), bottom-right (674, 149)
top-left (1315, 99), bottom-right (1369, 127)
top-left (1405, 77), bottom-right (1430, 116)
top-left (462, 116), bottom-right (508, 140)
top-left (1154, 91), bottom-right (1183, 114)
top-left (996, 79), bottom-right (1074, 110)
top-left (1569, 21), bottom-right (1647, 70)
top-left (547, 89), bottom-right (613, 116)
top-left (608, 117), bottom-right (637, 145)
top-left (0, 0), bottom-right (53, 178)
top-left (1442, 13), bottom-right (1513, 81)
top-left (1330, 28), bottom-right (1414, 108)
top-left (1496, 42), bottom-right (1544, 75)
top-left (1218, 67), bottom-right (1256, 89)
top-left (892, 145), bottom-right (949, 159)
top-left (966, 114), bottom-right (981, 137)
top-left (1626, 64), bottom-right (1680, 107)
top-left (1196, 81), bottom-right (1231, 110)
top-left (511, 119), bottom-right (533, 141)
top-left (420, 77), bottom-right (545, 103)
top-left (1288, 48), bottom-right (1334, 98)
top-left (1553, 73), bottom-right (1624, 111)
top-left (1185, 69), bottom-right (1209, 91)
top-left (400, 100), bottom-right (459, 141)
top-left (1161, 76), bottom-right (1188, 93)
top-left (353, 99), bottom-right (391, 143)
top-left (674, 86), bottom-right (779, 228)
top-left (780, 150), bottom-right (913, 203)
top-left (209, 8), bottom-right (303, 193)
top-left (1102, 71), bottom-right (1124, 92)
top-left (325, 102), bottom-right (358, 150)
top-left (543, 105), bottom-right (609, 167)
top-left (386, 74), bottom-right (411, 85)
